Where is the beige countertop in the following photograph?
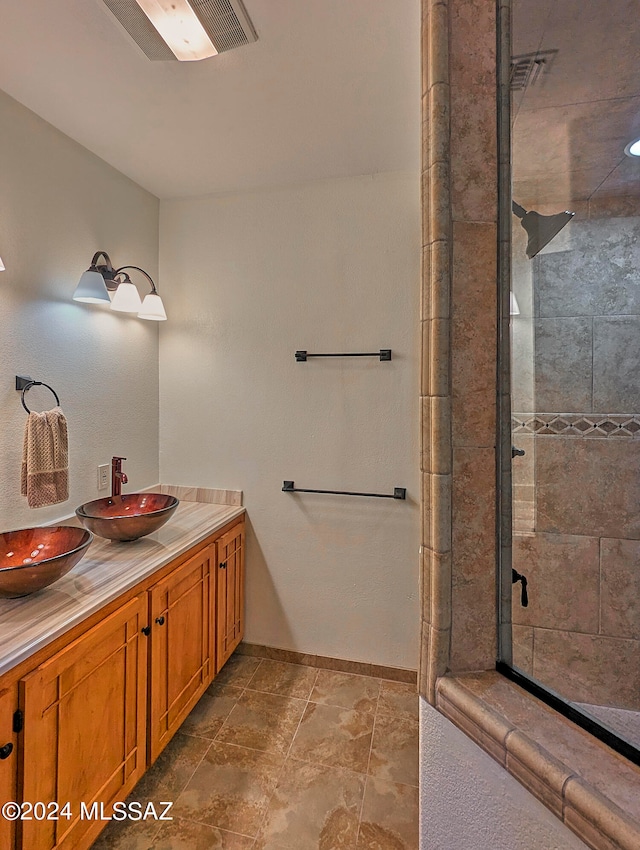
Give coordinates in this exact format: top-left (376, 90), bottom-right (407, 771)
top-left (0, 502), bottom-right (244, 677)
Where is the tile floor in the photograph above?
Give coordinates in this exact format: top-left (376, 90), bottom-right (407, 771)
top-left (92, 653), bottom-right (419, 850)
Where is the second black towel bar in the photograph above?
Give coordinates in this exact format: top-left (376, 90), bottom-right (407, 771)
top-left (295, 349), bottom-right (391, 361)
top-left (283, 481), bottom-right (406, 500)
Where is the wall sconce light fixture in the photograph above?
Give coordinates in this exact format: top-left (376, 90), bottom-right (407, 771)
top-left (73, 251), bottom-right (113, 304)
top-left (73, 251), bottom-right (167, 320)
top-left (512, 201), bottom-right (575, 259)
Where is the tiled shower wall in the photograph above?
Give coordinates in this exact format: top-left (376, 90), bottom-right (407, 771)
top-left (511, 211), bottom-right (640, 710)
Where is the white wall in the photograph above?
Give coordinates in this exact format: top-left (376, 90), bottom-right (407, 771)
top-left (0, 88), bottom-right (599, 847)
top-left (0, 90), bottom-right (160, 531)
top-left (419, 700), bottom-right (589, 850)
top-left (159, 172), bottom-right (420, 669)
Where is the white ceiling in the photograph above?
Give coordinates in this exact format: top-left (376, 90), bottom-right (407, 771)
top-left (0, 0), bottom-right (421, 199)
top-left (6, 0), bottom-right (635, 210)
top-left (512, 0), bottom-right (640, 206)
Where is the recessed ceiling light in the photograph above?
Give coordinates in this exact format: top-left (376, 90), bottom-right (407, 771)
top-left (624, 137), bottom-right (640, 157)
top-left (102, 0), bottom-right (257, 62)
top-left (134, 0), bottom-right (218, 61)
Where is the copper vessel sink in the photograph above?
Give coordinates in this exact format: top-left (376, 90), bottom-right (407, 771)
top-left (75, 493), bottom-right (179, 541)
top-left (0, 526), bottom-right (93, 598)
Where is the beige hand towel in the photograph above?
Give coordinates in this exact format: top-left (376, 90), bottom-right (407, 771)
top-left (21, 407), bottom-right (69, 508)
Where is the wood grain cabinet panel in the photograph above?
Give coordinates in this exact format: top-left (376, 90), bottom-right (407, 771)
top-left (0, 685), bottom-right (19, 850)
top-left (148, 544), bottom-right (215, 763)
top-left (19, 595), bottom-right (147, 850)
top-left (216, 522), bottom-right (245, 673)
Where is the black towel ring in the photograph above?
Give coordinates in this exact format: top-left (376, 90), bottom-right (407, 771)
top-left (21, 381), bottom-right (60, 414)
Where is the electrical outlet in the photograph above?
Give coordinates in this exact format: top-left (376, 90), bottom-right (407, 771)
top-left (97, 464), bottom-right (109, 491)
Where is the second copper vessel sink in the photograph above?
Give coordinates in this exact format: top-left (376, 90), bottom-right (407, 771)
top-left (76, 493), bottom-right (179, 541)
top-left (0, 526), bottom-right (93, 598)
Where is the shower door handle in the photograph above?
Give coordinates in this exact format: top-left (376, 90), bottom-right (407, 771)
top-left (512, 446), bottom-right (525, 458)
top-left (512, 569), bottom-right (528, 607)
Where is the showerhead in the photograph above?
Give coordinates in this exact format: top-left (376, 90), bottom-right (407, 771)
top-left (512, 201), bottom-right (575, 259)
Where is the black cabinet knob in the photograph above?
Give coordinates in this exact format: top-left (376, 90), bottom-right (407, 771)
top-left (512, 446), bottom-right (526, 458)
top-left (0, 743), bottom-right (13, 759)
top-left (141, 626), bottom-right (151, 636)
top-left (220, 561), bottom-right (227, 570)
top-left (155, 616), bottom-right (165, 626)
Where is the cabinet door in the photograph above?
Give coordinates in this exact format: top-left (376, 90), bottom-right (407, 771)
top-left (0, 685), bottom-right (18, 850)
top-left (148, 544), bottom-right (215, 763)
top-left (20, 595), bottom-right (147, 850)
top-left (216, 522), bottom-right (245, 673)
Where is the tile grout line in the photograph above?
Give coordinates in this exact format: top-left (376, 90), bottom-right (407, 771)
top-left (166, 659), bottom-right (421, 848)
top-left (210, 655), bottom-right (262, 742)
top-left (263, 666), bottom-right (382, 847)
top-left (249, 694), bottom-right (315, 844)
top-left (175, 737), bottom-right (214, 798)
top-left (211, 682), bottom-right (249, 743)
top-left (193, 657), bottom-right (282, 847)
top-left (128, 731), bottom-right (218, 848)
top-left (355, 677), bottom-right (383, 845)
top-left (598, 536), bottom-right (603, 636)
top-left (177, 815), bottom-right (257, 842)
top-left (197, 673), bottom-right (383, 769)
top-left (285, 667), bottom-right (320, 758)
top-left (172, 659), bottom-right (417, 850)
top-left (234, 663), bottom-right (321, 846)
top-left (178, 665), bottom-right (262, 837)
top-left (155, 713), bottom-right (232, 808)
top-left (94, 681), bottom-right (247, 847)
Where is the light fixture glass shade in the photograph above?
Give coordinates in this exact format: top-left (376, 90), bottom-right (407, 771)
top-left (134, 0), bottom-right (218, 61)
top-left (510, 291), bottom-right (520, 316)
top-left (138, 292), bottom-right (167, 321)
top-left (73, 270), bottom-right (111, 304)
top-left (624, 137), bottom-right (640, 157)
top-left (0, 255), bottom-right (5, 271)
top-left (110, 281), bottom-right (142, 313)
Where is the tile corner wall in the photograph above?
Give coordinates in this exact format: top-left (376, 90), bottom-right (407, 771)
top-left (419, 0), bottom-right (500, 702)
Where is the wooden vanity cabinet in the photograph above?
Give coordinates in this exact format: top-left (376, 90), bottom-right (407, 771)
top-left (0, 685), bottom-right (19, 850)
top-left (19, 595), bottom-right (148, 850)
top-left (148, 543), bottom-right (215, 762)
top-left (1, 515), bottom-right (244, 850)
top-left (216, 522), bottom-right (245, 672)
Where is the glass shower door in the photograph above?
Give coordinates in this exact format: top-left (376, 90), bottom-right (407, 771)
top-left (504, 0), bottom-right (640, 761)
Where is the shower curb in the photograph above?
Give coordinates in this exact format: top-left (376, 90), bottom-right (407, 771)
top-left (437, 672), bottom-right (640, 850)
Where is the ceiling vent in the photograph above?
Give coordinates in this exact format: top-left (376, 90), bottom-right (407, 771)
top-left (510, 50), bottom-right (557, 91)
top-left (101, 0), bottom-right (257, 61)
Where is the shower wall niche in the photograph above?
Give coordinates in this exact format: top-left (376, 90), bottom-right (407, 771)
top-left (506, 0), bottom-right (640, 752)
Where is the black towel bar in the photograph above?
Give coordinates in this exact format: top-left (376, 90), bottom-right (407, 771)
top-left (295, 349), bottom-right (391, 362)
top-left (282, 481), bottom-right (406, 500)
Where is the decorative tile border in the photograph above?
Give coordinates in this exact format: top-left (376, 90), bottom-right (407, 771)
top-left (512, 414), bottom-right (640, 438)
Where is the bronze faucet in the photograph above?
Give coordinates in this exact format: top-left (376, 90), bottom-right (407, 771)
top-left (111, 456), bottom-right (128, 498)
